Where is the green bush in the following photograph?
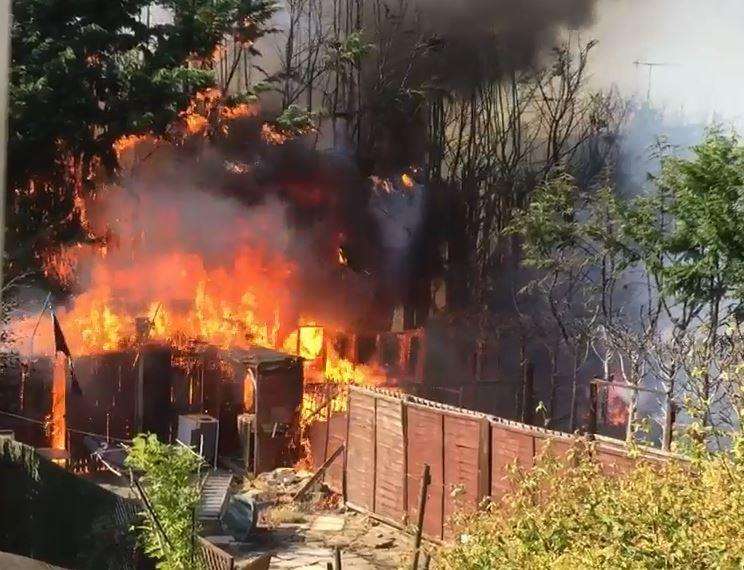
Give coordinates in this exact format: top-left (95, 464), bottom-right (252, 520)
top-left (125, 434), bottom-right (203, 570)
top-left (439, 440), bottom-right (744, 569)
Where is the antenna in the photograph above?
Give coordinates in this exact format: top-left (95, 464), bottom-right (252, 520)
top-left (633, 60), bottom-right (679, 103)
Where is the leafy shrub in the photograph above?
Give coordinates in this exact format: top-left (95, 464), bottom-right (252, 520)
top-left (125, 434), bottom-right (203, 570)
top-left (439, 440), bottom-right (744, 569)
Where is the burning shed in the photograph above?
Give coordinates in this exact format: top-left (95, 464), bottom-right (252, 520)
top-left (47, 341), bottom-right (302, 473)
top-left (65, 343), bottom-right (174, 463)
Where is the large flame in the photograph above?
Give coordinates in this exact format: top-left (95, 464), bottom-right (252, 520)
top-left (28, 246), bottom-right (295, 355)
top-left (9, 91), bottom-right (416, 428)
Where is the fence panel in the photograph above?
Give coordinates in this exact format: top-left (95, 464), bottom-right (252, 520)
top-left (443, 414), bottom-right (489, 538)
top-left (325, 412), bottom-right (347, 492)
top-left (596, 442), bottom-right (638, 476)
top-left (374, 397), bottom-right (406, 523)
top-left (406, 404), bottom-right (444, 540)
top-left (0, 439), bottom-right (142, 568)
top-left (197, 536), bottom-right (234, 570)
top-left (340, 386), bottom-right (679, 545)
top-left (490, 424), bottom-right (535, 500)
top-left (346, 390), bottom-right (376, 510)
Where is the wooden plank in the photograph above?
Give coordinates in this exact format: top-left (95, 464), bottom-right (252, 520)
top-left (346, 390), bottom-right (376, 510)
top-left (294, 444), bottom-right (345, 502)
top-left (490, 424), bottom-right (534, 500)
top-left (443, 414), bottom-right (483, 539)
top-left (406, 406), bottom-right (444, 540)
top-left (374, 397), bottom-right (406, 522)
top-left (326, 413), bottom-right (347, 493)
top-left (596, 444), bottom-right (637, 477)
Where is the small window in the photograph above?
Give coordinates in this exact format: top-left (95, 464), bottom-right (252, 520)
top-left (357, 335), bottom-right (376, 364)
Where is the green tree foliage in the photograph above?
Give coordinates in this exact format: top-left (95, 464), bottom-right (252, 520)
top-left (654, 131), bottom-right (744, 309)
top-left (274, 104), bottom-right (315, 135)
top-left (7, 0), bottom-right (276, 285)
top-left (510, 130), bottom-right (744, 436)
top-left (439, 440), bottom-right (744, 569)
top-left (124, 434), bottom-right (203, 570)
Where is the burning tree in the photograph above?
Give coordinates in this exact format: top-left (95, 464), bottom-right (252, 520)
top-left (7, 0), bottom-right (277, 288)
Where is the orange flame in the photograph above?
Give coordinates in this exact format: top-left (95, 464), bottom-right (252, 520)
top-left (605, 385), bottom-right (629, 427)
top-left (11, 93), bottom-right (401, 439)
top-left (261, 123), bottom-right (290, 145)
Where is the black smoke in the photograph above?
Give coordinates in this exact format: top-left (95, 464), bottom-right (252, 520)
top-left (370, 0), bottom-right (599, 90)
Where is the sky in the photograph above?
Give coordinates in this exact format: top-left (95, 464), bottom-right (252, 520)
top-left (587, 0), bottom-right (744, 125)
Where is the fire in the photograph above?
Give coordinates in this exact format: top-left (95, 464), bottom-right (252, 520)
top-left (51, 355), bottom-right (67, 450)
top-left (184, 113), bottom-right (209, 136)
top-left (176, 87), bottom-right (259, 138)
top-left (9, 89), bottom-right (403, 442)
top-left (220, 102), bottom-right (259, 121)
top-left (604, 384), bottom-right (629, 427)
top-left (370, 173), bottom-right (418, 194)
top-left (114, 135), bottom-right (146, 160)
top-left (76, 302), bottom-right (127, 352)
top-left (19, 244), bottom-right (297, 355)
top-left (41, 246), bottom-right (79, 289)
top-left (261, 123), bottom-right (289, 145)
top-left (282, 325), bottom-right (324, 360)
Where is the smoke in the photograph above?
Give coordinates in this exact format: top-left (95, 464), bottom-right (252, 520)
top-left (13, 107), bottom-right (428, 353)
top-left (412, 0), bottom-right (596, 85)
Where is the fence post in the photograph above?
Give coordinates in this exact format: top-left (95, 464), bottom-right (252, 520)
top-left (411, 463), bottom-right (431, 569)
top-left (662, 396), bottom-right (675, 452)
top-left (521, 361), bottom-right (535, 425)
top-left (588, 380), bottom-right (598, 439)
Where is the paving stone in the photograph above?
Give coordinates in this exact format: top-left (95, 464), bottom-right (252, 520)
top-left (310, 515), bottom-right (345, 533)
top-left (203, 534), bottom-right (234, 545)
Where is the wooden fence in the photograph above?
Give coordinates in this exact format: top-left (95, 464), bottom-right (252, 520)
top-left (197, 536), bottom-right (235, 570)
top-left (309, 386), bottom-right (675, 540)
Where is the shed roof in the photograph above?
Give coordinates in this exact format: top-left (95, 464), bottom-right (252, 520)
top-left (224, 345), bottom-right (301, 366)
